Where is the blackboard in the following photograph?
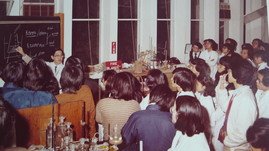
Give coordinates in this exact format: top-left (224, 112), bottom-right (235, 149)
top-left (0, 16), bottom-right (60, 71)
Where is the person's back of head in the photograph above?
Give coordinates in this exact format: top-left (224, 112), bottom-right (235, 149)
top-left (146, 69), bottom-right (168, 91)
top-left (247, 118), bottom-right (269, 151)
top-left (110, 72), bottom-right (143, 102)
top-left (174, 96), bottom-right (209, 137)
top-left (1, 61), bottom-right (25, 87)
top-left (189, 58), bottom-right (210, 78)
top-left (172, 67), bottom-right (196, 92)
top-left (225, 38), bottom-right (238, 52)
top-left (23, 58), bottom-right (59, 95)
top-left (65, 56), bottom-right (85, 71)
top-left (149, 84), bottom-right (176, 112)
top-left (60, 66), bottom-right (84, 93)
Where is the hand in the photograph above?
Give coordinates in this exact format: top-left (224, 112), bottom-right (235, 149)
top-left (219, 74), bottom-right (228, 89)
top-left (16, 46), bottom-right (26, 56)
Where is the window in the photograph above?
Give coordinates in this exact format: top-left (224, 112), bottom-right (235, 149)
top-left (191, 0), bottom-right (204, 43)
top-left (72, 0), bottom-right (100, 65)
top-left (23, 0), bottom-right (54, 16)
top-left (118, 0), bottom-right (137, 63)
top-left (157, 0), bottom-right (170, 60)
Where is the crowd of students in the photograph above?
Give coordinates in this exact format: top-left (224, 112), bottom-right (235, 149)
top-left (0, 38), bottom-right (269, 151)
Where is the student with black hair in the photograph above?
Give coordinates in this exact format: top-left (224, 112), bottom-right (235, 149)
top-left (169, 96), bottom-right (211, 151)
top-left (247, 118), bottom-right (269, 151)
top-left (122, 85), bottom-right (176, 151)
top-left (253, 50), bottom-right (269, 71)
top-left (241, 43), bottom-right (255, 67)
top-left (189, 58), bottom-right (211, 78)
top-left (140, 69), bottom-right (168, 110)
top-left (189, 42), bottom-right (203, 62)
top-left (216, 59), bottom-right (257, 150)
top-left (225, 38), bottom-right (238, 52)
top-left (171, 67), bottom-right (196, 97)
top-left (219, 43), bottom-right (234, 59)
top-left (255, 68), bottom-right (269, 118)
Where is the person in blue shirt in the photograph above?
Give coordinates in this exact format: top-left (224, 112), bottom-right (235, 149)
top-left (121, 84), bottom-right (176, 151)
top-left (2, 58), bottom-right (58, 109)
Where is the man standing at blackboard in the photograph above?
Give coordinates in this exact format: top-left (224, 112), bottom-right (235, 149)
top-left (16, 46), bottom-right (64, 84)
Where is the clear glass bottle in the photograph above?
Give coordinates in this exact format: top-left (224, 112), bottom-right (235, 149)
top-left (65, 122), bottom-right (73, 142)
top-left (77, 138), bottom-right (88, 151)
top-left (55, 116), bottom-right (66, 149)
top-left (61, 136), bottom-right (71, 151)
top-left (46, 118), bottom-right (54, 149)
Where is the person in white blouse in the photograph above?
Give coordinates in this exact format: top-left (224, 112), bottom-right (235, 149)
top-left (217, 59), bottom-right (257, 151)
top-left (200, 39), bottom-right (219, 80)
top-left (253, 50), bottom-right (269, 71)
top-left (140, 69), bottom-right (168, 110)
top-left (240, 43), bottom-right (256, 67)
top-left (169, 96), bottom-right (211, 151)
top-left (255, 68), bottom-right (269, 118)
top-left (171, 67), bottom-right (196, 98)
top-left (16, 46), bottom-right (64, 83)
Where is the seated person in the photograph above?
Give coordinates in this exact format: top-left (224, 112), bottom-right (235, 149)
top-left (122, 85), bottom-right (176, 151)
top-left (253, 50), bottom-right (269, 71)
top-left (56, 66), bottom-right (96, 138)
top-left (247, 118), bottom-right (269, 151)
top-left (140, 69), bottom-right (168, 110)
top-left (1, 61), bottom-right (25, 92)
top-left (168, 96), bottom-right (211, 151)
top-left (3, 58), bottom-right (58, 109)
top-left (96, 72), bottom-right (142, 141)
top-left (100, 69), bottom-right (117, 98)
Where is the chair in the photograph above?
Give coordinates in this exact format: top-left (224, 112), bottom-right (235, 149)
top-left (17, 100), bottom-right (85, 147)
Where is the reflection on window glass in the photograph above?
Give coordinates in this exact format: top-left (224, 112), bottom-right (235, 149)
top-left (191, 0), bottom-right (200, 19)
top-left (118, 0), bottom-right (137, 19)
top-left (73, 0), bottom-right (99, 18)
top-left (191, 21), bottom-right (200, 43)
top-left (157, 0), bottom-right (170, 19)
top-left (118, 21), bottom-right (137, 63)
top-left (157, 21), bottom-right (170, 60)
top-left (72, 21), bottom-right (99, 65)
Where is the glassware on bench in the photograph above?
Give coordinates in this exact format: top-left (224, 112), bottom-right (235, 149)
top-left (46, 118), bottom-right (54, 149)
top-left (55, 116), bottom-right (66, 149)
top-left (109, 124), bottom-right (123, 146)
top-left (65, 122), bottom-right (73, 142)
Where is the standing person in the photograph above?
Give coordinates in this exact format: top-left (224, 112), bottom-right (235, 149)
top-left (247, 118), bottom-right (269, 151)
top-left (241, 43), bottom-right (255, 67)
top-left (252, 38), bottom-right (265, 52)
top-left (96, 72), bottom-right (142, 141)
top-left (56, 66), bottom-right (96, 138)
top-left (140, 69), bottom-right (168, 110)
top-left (169, 96), bottom-right (211, 151)
top-left (171, 67), bottom-right (196, 97)
top-left (16, 46), bottom-right (64, 83)
top-left (255, 68), bottom-right (269, 118)
top-left (200, 39), bottom-right (219, 80)
top-left (217, 60), bottom-right (257, 150)
top-left (122, 85), bottom-right (176, 151)
top-left (189, 42), bottom-right (203, 62)
top-left (219, 43), bottom-right (234, 59)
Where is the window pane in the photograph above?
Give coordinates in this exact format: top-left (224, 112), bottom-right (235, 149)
top-left (72, 21), bottom-right (99, 65)
top-left (157, 0), bottom-right (170, 19)
top-left (73, 0), bottom-right (99, 18)
top-left (157, 21), bottom-right (170, 60)
top-left (0, 2), bottom-right (7, 16)
top-left (191, 0), bottom-right (203, 19)
top-left (118, 0), bottom-right (137, 19)
top-left (191, 21), bottom-right (200, 43)
top-left (118, 21), bottom-right (137, 63)
top-left (24, 0), bottom-right (54, 2)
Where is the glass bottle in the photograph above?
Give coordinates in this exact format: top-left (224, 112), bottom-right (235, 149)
top-left (46, 118), bottom-right (54, 149)
top-left (55, 116), bottom-right (66, 149)
top-left (77, 138), bottom-right (88, 151)
top-left (65, 122), bottom-right (73, 142)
